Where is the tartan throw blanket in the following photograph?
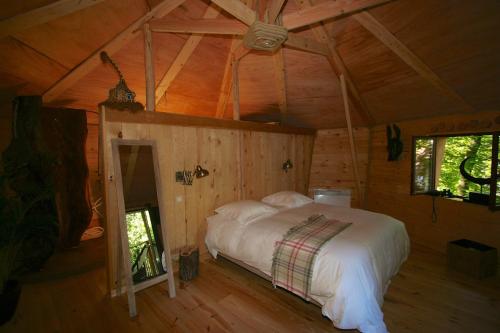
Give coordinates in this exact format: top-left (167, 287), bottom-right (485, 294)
top-left (271, 214), bottom-right (351, 300)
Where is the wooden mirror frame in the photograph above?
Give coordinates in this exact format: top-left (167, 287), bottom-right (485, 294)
top-left (111, 139), bottom-right (176, 317)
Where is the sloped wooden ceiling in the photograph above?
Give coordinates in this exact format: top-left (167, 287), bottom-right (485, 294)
top-left (0, 0), bottom-right (499, 129)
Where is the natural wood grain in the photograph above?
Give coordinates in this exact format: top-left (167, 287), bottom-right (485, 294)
top-left (210, 0), bottom-right (257, 25)
top-left (154, 4), bottom-right (220, 104)
top-left (0, 0), bottom-right (104, 39)
top-left (215, 39), bottom-right (240, 118)
top-left (105, 108), bottom-right (315, 135)
top-left (353, 11), bottom-right (475, 113)
top-left (4, 243), bottom-right (500, 332)
top-left (42, 0), bottom-right (186, 103)
top-left (268, 0), bottom-right (286, 24)
top-left (150, 18), bottom-right (247, 35)
top-left (282, 0), bottom-right (392, 30)
top-left (340, 74), bottom-right (363, 204)
top-left (309, 127), bottom-right (369, 207)
top-left (143, 23), bottom-right (155, 111)
top-left (292, 0), bottom-right (374, 126)
top-left (101, 107), bottom-right (314, 293)
top-left (284, 32), bottom-right (330, 56)
top-left (272, 47), bottom-right (287, 122)
top-left (231, 58), bottom-right (241, 120)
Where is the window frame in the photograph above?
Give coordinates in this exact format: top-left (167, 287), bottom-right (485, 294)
top-left (410, 131), bottom-right (500, 211)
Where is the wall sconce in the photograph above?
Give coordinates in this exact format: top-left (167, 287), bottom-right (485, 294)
top-left (176, 165), bottom-right (210, 185)
top-left (282, 159), bottom-right (293, 173)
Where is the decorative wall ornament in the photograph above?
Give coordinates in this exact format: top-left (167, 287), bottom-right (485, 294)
top-left (99, 51), bottom-right (144, 112)
top-left (386, 124), bottom-right (403, 161)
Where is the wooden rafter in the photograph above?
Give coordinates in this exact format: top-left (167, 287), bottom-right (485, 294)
top-left (210, 0), bottom-right (256, 25)
top-left (328, 47), bottom-right (375, 125)
top-left (215, 39), bottom-right (240, 118)
top-left (291, 0), bottom-right (374, 125)
top-left (43, 0), bottom-right (186, 103)
top-left (232, 57), bottom-right (241, 120)
top-left (268, 0), bottom-right (287, 24)
top-left (155, 4), bottom-right (220, 104)
top-left (144, 23), bottom-right (155, 111)
top-left (284, 33), bottom-right (329, 56)
top-left (150, 18), bottom-right (247, 35)
top-left (283, 0), bottom-right (391, 30)
top-left (339, 74), bottom-right (363, 203)
top-left (273, 47), bottom-right (287, 122)
top-left (0, 0), bottom-right (104, 39)
top-left (353, 11), bottom-right (475, 112)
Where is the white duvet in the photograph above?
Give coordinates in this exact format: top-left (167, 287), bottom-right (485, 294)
top-left (205, 203), bottom-right (410, 333)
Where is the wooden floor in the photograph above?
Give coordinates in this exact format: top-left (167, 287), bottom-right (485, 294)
top-left (1, 243), bottom-right (499, 332)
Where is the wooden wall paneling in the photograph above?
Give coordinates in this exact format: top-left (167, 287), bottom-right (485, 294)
top-left (101, 108), bottom-right (315, 293)
top-left (309, 127), bottom-right (369, 207)
top-left (365, 111), bottom-right (500, 253)
top-left (183, 126), bottom-right (198, 248)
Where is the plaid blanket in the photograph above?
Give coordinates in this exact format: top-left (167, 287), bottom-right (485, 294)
top-left (271, 214), bottom-right (351, 300)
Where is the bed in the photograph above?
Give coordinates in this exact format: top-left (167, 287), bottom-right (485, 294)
top-left (205, 195), bottom-right (410, 333)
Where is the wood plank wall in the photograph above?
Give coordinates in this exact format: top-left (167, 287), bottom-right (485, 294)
top-left (366, 111), bottom-right (500, 253)
top-left (101, 108), bottom-right (314, 293)
top-left (309, 128), bottom-right (370, 208)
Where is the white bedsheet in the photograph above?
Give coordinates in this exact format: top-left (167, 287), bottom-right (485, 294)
top-left (205, 203), bottom-right (410, 333)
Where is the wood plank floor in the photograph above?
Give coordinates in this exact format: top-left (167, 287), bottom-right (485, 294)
top-left (1, 243), bottom-right (499, 332)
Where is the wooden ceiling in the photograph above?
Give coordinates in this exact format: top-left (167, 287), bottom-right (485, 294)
top-left (0, 0), bottom-right (499, 129)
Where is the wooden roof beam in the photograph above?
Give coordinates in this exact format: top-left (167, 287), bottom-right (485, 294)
top-left (273, 47), bottom-right (287, 123)
top-left (43, 0), bottom-right (186, 103)
top-left (292, 0), bottom-right (375, 125)
top-left (155, 4), bottom-right (220, 104)
top-left (150, 18), bottom-right (247, 35)
top-left (284, 33), bottom-right (329, 56)
top-left (353, 11), bottom-right (475, 113)
top-left (0, 0), bottom-right (104, 39)
top-left (283, 0), bottom-right (391, 30)
top-left (215, 39), bottom-right (240, 118)
top-left (210, 0), bottom-right (257, 25)
top-left (268, 0), bottom-right (287, 24)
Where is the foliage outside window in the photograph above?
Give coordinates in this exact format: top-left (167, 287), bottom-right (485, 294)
top-left (411, 133), bottom-right (499, 210)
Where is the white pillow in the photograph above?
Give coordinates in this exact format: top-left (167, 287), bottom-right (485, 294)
top-left (214, 200), bottom-right (278, 224)
top-left (261, 191), bottom-right (313, 208)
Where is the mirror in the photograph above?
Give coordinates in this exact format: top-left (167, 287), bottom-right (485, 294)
top-left (112, 140), bottom-right (175, 317)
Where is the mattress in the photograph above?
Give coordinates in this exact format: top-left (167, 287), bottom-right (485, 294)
top-left (205, 203), bottom-right (410, 333)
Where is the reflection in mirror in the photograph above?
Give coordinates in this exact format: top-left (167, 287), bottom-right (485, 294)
top-left (118, 145), bottom-right (166, 284)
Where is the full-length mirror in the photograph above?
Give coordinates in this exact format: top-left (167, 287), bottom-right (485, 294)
top-left (119, 145), bottom-right (164, 283)
top-left (112, 140), bottom-right (175, 317)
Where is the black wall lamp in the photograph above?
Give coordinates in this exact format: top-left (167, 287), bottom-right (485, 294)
top-left (176, 165), bottom-right (210, 185)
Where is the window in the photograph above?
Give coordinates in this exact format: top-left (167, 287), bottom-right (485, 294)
top-left (411, 132), bottom-right (499, 210)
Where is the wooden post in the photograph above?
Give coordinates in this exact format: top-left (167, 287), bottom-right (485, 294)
top-left (231, 57), bottom-right (240, 121)
top-left (144, 23), bottom-right (155, 111)
top-left (340, 74), bottom-right (362, 205)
